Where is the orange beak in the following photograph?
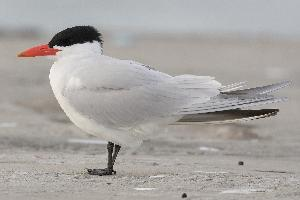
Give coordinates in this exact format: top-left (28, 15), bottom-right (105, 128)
top-left (18, 44), bottom-right (60, 57)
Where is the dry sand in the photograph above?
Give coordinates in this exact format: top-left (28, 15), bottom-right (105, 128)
top-left (0, 34), bottom-right (299, 199)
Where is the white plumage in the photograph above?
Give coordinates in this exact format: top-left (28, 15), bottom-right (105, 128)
top-left (49, 42), bottom-right (288, 147)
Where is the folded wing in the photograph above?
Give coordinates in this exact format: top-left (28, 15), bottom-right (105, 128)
top-left (63, 57), bottom-right (221, 128)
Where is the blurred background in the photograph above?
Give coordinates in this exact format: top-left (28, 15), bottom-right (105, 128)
top-left (0, 0), bottom-right (299, 198)
top-left (0, 0), bottom-right (298, 146)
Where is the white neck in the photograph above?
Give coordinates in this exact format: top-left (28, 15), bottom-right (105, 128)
top-left (54, 41), bottom-right (103, 59)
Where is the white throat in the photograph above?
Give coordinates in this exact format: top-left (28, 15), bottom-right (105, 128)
top-left (54, 41), bottom-right (103, 59)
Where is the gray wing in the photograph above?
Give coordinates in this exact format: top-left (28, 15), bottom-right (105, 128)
top-left (63, 57), bottom-right (221, 128)
top-left (176, 109), bottom-right (279, 124)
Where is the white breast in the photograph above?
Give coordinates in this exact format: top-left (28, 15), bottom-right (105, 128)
top-left (49, 59), bottom-right (94, 132)
top-left (49, 58), bottom-right (143, 147)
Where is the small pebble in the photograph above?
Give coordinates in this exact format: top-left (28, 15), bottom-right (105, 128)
top-left (181, 193), bottom-right (187, 198)
top-left (238, 161), bottom-right (244, 166)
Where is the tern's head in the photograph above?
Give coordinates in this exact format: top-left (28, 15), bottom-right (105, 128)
top-left (18, 26), bottom-right (103, 58)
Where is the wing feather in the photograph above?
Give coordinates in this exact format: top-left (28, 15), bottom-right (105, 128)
top-left (63, 56), bottom-right (221, 128)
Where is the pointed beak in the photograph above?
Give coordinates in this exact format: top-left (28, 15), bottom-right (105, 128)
top-left (18, 44), bottom-right (60, 57)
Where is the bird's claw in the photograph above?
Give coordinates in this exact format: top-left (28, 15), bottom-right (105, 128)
top-left (86, 168), bottom-right (116, 176)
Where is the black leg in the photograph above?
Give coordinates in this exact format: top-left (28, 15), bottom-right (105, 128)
top-left (87, 142), bottom-right (121, 176)
top-left (112, 144), bottom-right (121, 165)
top-left (107, 142), bottom-right (114, 173)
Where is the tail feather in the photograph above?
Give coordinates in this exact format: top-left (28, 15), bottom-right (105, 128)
top-left (179, 95), bottom-right (286, 114)
top-left (220, 82), bottom-right (247, 92)
top-left (175, 109), bottom-right (279, 124)
top-left (222, 81), bottom-right (291, 96)
top-left (178, 81), bottom-right (290, 115)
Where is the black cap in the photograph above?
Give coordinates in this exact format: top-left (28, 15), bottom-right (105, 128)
top-left (48, 26), bottom-right (103, 48)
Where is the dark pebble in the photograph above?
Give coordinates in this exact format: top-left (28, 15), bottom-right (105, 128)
top-left (181, 193), bottom-right (187, 198)
top-left (238, 161), bottom-right (244, 166)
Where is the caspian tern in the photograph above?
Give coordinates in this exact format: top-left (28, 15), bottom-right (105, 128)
top-left (18, 26), bottom-right (290, 176)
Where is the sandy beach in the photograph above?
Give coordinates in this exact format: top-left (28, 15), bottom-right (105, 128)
top-left (0, 33), bottom-right (299, 199)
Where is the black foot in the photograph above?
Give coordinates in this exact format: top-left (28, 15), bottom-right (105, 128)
top-left (86, 168), bottom-right (116, 176)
